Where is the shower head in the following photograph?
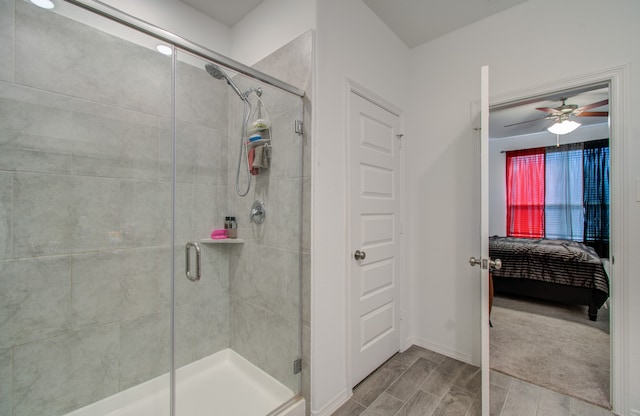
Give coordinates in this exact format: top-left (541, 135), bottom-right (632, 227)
top-left (205, 63), bottom-right (246, 101)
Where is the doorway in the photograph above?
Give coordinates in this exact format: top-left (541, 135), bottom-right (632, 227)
top-left (488, 82), bottom-right (613, 411)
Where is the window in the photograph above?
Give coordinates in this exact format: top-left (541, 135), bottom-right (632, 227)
top-left (505, 140), bottom-right (609, 257)
top-left (506, 148), bottom-right (545, 238)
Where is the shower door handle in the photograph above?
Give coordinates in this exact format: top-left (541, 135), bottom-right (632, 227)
top-left (185, 242), bottom-right (201, 282)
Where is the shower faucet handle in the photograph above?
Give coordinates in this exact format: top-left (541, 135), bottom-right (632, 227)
top-left (250, 200), bottom-right (266, 224)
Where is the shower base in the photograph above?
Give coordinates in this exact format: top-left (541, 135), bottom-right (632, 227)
top-left (66, 348), bottom-right (304, 416)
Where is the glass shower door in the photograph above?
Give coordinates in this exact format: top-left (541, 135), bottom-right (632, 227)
top-left (173, 49), bottom-right (304, 415)
top-left (0, 1), bottom-right (174, 415)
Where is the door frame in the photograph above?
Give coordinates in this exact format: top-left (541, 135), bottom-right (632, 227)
top-left (486, 65), bottom-right (628, 414)
top-left (344, 78), bottom-right (406, 389)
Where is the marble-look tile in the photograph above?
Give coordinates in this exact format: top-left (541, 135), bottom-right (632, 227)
top-left (72, 247), bottom-right (171, 328)
top-left (490, 369), bottom-right (514, 390)
top-left (0, 85), bottom-right (162, 181)
top-left (396, 390), bottom-right (439, 416)
top-left (386, 357), bottom-right (439, 402)
top-left (230, 297), bottom-right (266, 370)
top-left (229, 243), bottom-right (269, 309)
top-left (263, 310), bottom-right (300, 392)
top-left (262, 247), bottom-right (301, 319)
top-left (570, 398), bottom-right (613, 416)
top-left (362, 392), bottom-right (404, 416)
top-left (0, 0), bottom-right (14, 82)
top-left (251, 31), bottom-right (313, 95)
top-left (500, 378), bottom-right (541, 416)
top-left (173, 295), bottom-right (229, 370)
top-left (419, 357), bottom-right (466, 400)
top-left (394, 344), bottom-right (447, 368)
top-left (15, 1), bottom-right (172, 116)
top-left (453, 363), bottom-right (481, 394)
top-left (352, 359), bottom-right (408, 407)
top-left (175, 58), bottom-right (228, 129)
top-left (174, 182), bottom-right (195, 245)
top-left (12, 323), bottom-right (119, 416)
top-left (466, 394), bottom-right (481, 416)
top-left (0, 256), bottom-right (72, 349)
top-left (0, 146), bottom-right (72, 178)
top-left (431, 385), bottom-right (476, 416)
top-left (175, 295), bottom-right (230, 366)
top-left (537, 387), bottom-right (571, 416)
top-left (160, 120), bottom-right (227, 185)
top-left (13, 173), bottom-right (121, 257)
top-left (490, 384), bottom-right (508, 416)
top-left (0, 347), bottom-right (12, 416)
top-left (268, 110), bottom-right (304, 181)
top-left (175, 241), bottom-right (228, 308)
top-left (0, 172), bottom-right (11, 261)
top-left (193, 183), bottom-right (228, 239)
top-left (119, 311), bottom-right (171, 390)
top-left (264, 179), bottom-right (303, 252)
top-left (119, 180), bottom-right (172, 248)
top-left (333, 398), bottom-right (367, 416)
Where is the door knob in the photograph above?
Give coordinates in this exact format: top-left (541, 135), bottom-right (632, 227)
top-left (469, 256), bottom-right (502, 270)
top-left (354, 250), bottom-right (366, 260)
top-left (490, 258), bottom-right (502, 270)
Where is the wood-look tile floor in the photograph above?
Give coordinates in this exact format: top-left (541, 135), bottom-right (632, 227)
top-left (332, 345), bottom-right (614, 416)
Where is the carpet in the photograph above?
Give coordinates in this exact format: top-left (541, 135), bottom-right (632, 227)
top-left (490, 302), bottom-right (610, 409)
top-left (494, 293), bottom-right (610, 334)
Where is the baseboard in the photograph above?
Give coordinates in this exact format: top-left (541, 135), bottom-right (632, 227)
top-left (406, 336), bottom-right (473, 365)
top-left (311, 390), bottom-right (350, 416)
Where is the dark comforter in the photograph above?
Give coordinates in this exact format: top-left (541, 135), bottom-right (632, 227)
top-left (489, 236), bottom-right (609, 307)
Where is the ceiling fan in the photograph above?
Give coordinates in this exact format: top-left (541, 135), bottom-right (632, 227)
top-left (504, 97), bottom-right (609, 128)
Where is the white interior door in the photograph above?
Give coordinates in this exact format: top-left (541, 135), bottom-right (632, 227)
top-left (349, 89), bottom-right (402, 387)
top-left (480, 66), bottom-right (490, 416)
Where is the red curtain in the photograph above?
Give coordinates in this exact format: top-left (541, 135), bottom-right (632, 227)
top-left (506, 148), bottom-right (545, 238)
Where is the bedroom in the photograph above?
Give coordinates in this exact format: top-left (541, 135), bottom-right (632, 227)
top-left (488, 84), bottom-right (611, 410)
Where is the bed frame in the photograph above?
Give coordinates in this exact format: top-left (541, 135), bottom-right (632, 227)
top-left (491, 275), bottom-right (602, 321)
top-left (489, 237), bottom-right (609, 321)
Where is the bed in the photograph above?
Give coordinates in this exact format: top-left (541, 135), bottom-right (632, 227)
top-left (489, 236), bottom-right (609, 321)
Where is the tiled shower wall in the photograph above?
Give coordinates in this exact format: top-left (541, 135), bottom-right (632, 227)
top-left (234, 30), bottom-right (313, 408)
top-left (0, 1), bottom-right (231, 415)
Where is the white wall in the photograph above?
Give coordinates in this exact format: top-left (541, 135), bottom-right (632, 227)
top-left (405, 1), bottom-right (640, 414)
top-left (489, 123), bottom-right (610, 236)
top-left (312, 0), bottom-right (410, 413)
top-left (230, 0), bottom-right (316, 65)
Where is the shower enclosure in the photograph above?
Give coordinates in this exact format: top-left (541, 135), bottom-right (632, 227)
top-left (0, 1), bottom-right (306, 415)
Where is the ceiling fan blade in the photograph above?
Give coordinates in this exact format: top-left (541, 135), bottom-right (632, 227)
top-left (535, 106), bottom-right (563, 114)
top-left (576, 111), bottom-right (608, 117)
top-left (576, 99), bottom-right (609, 112)
top-left (504, 117), bottom-right (549, 127)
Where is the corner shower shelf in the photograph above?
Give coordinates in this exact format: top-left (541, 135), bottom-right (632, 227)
top-left (200, 238), bottom-right (245, 244)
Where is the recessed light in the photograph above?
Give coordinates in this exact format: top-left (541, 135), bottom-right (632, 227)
top-left (30, 0), bottom-right (55, 9)
top-left (156, 44), bottom-right (173, 56)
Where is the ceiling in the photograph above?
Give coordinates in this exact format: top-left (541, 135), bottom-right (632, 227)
top-left (179, 0), bottom-right (528, 47)
top-left (361, 0), bottom-right (529, 48)
top-left (177, 0), bottom-right (608, 139)
top-left (179, 0), bottom-right (264, 27)
top-left (490, 86), bottom-right (609, 139)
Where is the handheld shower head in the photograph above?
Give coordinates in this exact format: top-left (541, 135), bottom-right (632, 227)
top-left (205, 63), bottom-right (246, 101)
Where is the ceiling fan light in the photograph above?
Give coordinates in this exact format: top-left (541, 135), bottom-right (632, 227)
top-left (547, 120), bottom-right (581, 135)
